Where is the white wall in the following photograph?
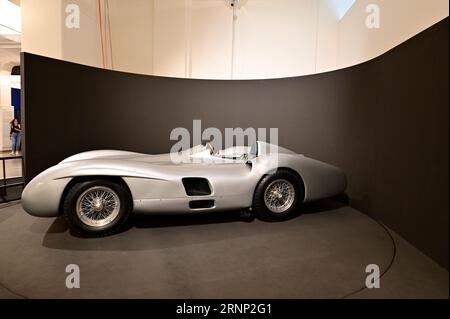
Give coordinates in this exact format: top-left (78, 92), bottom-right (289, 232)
top-left (21, 0), bottom-right (340, 79)
top-left (20, 0), bottom-right (450, 79)
top-left (152, 0), bottom-right (339, 79)
top-left (189, 0), bottom-right (233, 79)
top-left (152, 0), bottom-right (187, 77)
top-left (61, 0), bottom-right (103, 68)
top-left (0, 77), bottom-right (11, 151)
top-left (109, 0), bottom-right (154, 74)
top-left (316, 0), bottom-right (339, 73)
top-left (234, 0), bottom-right (319, 79)
top-left (338, 0), bottom-right (449, 68)
top-left (0, 75), bottom-right (19, 151)
top-left (21, 0), bottom-right (62, 59)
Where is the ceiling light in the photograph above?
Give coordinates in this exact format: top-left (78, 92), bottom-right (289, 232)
top-left (0, 0), bottom-right (21, 35)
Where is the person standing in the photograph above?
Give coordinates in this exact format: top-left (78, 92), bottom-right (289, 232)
top-left (10, 118), bottom-right (22, 156)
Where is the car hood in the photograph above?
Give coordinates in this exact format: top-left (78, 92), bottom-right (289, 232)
top-left (59, 149), bottom-right (243, 167)
top-left (60, 150), bottom-right (181, 165)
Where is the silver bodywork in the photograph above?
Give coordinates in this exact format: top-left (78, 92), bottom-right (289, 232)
top-left (22, 142), bottom-right (347, 217)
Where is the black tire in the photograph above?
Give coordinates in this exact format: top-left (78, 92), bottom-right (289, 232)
top-left (253, 169), bottom-right (304, 222)
top-left (63, 179), bottom-right (132, 236)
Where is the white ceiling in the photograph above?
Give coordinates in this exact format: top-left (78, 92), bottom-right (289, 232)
top-left (0, 0), bottom-right (21, 73)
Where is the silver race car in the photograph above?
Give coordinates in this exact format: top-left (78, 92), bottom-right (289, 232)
top-left (22, 142), bottom-right (346, 236)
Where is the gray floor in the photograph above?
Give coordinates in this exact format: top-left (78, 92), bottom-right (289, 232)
top-left (0, 199), bottom-right (448, 299)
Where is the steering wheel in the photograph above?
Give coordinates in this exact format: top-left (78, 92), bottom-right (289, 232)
top-left (239, 153), bottom-right (249, 161)
top-left (205, 142), bottom-right (216, 155)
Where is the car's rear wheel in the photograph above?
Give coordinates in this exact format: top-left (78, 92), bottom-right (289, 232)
top-left (63, 179), bottom-right (132, 236)
top-left (253, 170), bottom-right (304, 221)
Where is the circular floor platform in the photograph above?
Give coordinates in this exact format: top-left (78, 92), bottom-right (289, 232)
top-left (0, 200), bottom-right (397, 298)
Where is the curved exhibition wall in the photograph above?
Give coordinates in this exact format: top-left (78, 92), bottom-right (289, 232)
top-left (21, 18), bottom-right (448, 268)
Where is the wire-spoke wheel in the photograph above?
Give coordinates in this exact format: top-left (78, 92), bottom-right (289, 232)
top-left (263, 179), bottom-right (296, 213)
top-left (253, 170), bottom-right (304, 222)
top-left (76, 186), bottom-right (121, 227)
top-left (63, 179), bottom-right (132, 236)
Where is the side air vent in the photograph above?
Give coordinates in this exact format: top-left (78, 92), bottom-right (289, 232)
top-left (189, 200), bottom-right (215, 209)
top-left (182, 178), bottom-right (212, 196)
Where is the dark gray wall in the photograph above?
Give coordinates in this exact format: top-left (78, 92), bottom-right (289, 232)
top-left (22, 18), bottom-right (448, 268)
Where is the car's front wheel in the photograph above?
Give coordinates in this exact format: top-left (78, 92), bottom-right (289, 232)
top-left (63, 179), bottom-right (132, 236)
top-left (253, 170), bottom-right (304, 221)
